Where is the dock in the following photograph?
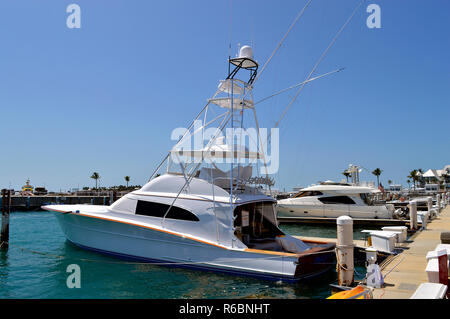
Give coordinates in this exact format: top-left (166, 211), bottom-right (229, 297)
top-left (279, 216), bottom-right (408, 226)
top-left (294, 235), bottom-right (366, 249)
top-left (1, 195), bottom-right (117, 211)
top-left (372, 204), bottom-right (450, 299)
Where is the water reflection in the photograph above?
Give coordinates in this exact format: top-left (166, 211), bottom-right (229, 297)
top-left (3, 212), bottom-right (344, 299)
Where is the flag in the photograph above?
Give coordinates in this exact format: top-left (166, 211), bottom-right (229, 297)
top-left (378, 182), bottom-right (385, 193)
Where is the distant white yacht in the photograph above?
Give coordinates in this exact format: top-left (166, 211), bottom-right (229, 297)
top-left (277, 181), bottom-right (394, 219)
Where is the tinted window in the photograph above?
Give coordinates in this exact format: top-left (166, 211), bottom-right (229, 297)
top-left (294, 191), bottom-right (323, 198)
top-left (318, 196), bottom-right (355, 205)
top-left (135, 200), bottom-right (199, 221)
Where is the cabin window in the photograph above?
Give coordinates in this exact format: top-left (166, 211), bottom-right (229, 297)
top-left (360, 193), bottom-right (374, 205)
top-left (318, 196), bottom-right (356, 205)
top-left (294, 191), bottom-right (323, 198)
top-left (135, 200), bottom-right (199, 221)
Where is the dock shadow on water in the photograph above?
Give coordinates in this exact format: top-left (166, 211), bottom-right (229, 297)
top-left (0, 211), bottom-right (353, 299)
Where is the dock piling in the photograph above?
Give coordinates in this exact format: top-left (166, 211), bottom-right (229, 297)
top-left (1, 189), bottom-right (11, 250)
top-left (409, 201), bottom-right (418, 230)
top-left (437, 194), bottom-right (441, 214)
top-left (427, 196), bottom-right (433, 213)
top-left (336, 216), bottom-right (354, 287)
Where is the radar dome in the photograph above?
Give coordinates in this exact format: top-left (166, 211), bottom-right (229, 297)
top-left (238, 45), bottom-right (254, 59)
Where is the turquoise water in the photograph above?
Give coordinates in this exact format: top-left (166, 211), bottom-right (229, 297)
top-left (281, 224), bottom-right (369, 241)
top-left (0, 212), bottom-right (365, 299)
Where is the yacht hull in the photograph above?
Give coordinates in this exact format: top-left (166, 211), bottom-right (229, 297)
top-left (277, 203), bottom-right (391, 219)
top-left (52, 210), bottom-right (334, 282)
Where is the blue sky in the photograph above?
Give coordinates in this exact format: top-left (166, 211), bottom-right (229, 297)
top-left (0, 0), bottom-right (449, 191)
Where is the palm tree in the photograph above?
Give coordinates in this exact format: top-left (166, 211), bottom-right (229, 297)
top-left (342, 171), bottom-right (350, 183)
top-left (417, 168), bottom-right (424, 188)
top-left (90, 172), bottom-right (100, 189)
top-left (407, 179), bottom-right (411, 189)
top-left (408, 170), bottom-right (419, 190)
top-left (124, 176), bottom-right (130, 188)
top-left (372, 168), bottom-right (382, 187)
top-left (388, 180), bottom-right (392, 185)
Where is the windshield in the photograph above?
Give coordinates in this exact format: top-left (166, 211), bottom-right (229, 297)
top-left (360, 193), bottom-right (374, 206)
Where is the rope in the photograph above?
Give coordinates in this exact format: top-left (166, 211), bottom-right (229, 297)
top-left (334, 247), bottom-right (364, 278)
top-left (382, 255), bottom-right (405, 279)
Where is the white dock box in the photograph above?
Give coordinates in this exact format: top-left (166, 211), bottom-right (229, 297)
top-left (381, 226), bottom-right (407, 243)
top-left (434, 244), bottom-right (450, 256)
top-left (362, 230), bottom-right (397, 253)
top-left (410, 283), bottom-right (447, 299)
top-left (425, 258), bottom-right (440, 283)
top-left (426, 244), bottom-right (450, 276)
top-left (425, 249), bottom-right (449, 282)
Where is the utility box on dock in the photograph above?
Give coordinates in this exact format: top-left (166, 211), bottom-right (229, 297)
top-left (381, 226), bottom-right (408, 243)
top-left (426, 248), bottom-right (450, 282)
top-left (362, 230), bottom-right (397, 254)
top-left (410, 283), bottom-right (447, 299)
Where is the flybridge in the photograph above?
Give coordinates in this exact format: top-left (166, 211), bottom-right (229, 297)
top-left (164, 44), bottom-right (279, 189)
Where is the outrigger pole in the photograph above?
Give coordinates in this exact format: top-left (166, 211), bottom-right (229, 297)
top-left (254, 67), bottom-right (345, 106)
top-left (261, 0), bottom-right (366, 153)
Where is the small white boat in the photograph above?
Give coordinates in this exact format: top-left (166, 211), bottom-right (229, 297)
top-left (43, 46), bottom-right (335, 282)
top-left (277, 182), bottom-right (395, 219)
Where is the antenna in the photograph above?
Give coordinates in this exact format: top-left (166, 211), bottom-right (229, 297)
top-left (228, 0), bottom-right (232, 58)
top-left (250, 15), bottom-right (254, 50)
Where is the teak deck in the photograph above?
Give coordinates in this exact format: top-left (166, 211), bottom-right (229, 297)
top-left (372, 205), bottom-right (450, 299)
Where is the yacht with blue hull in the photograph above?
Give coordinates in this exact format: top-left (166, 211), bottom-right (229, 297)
top-left (43, 46), bottom-right (335, 282)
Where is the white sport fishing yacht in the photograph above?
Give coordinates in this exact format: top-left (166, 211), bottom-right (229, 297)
top-left (43, 46), bottom-right (335, 282)
top-left (277, 181), bottom-right (395, 220)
